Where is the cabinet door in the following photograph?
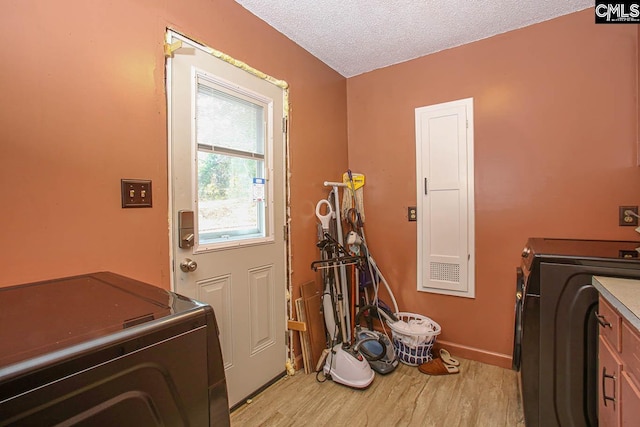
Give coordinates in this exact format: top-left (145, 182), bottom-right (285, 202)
top-left (621, 371), bottom-right (640, 426)
top-left (599, 296), bottom-right (621, 352)
top-left (599, 335), bottom-right (622, 427)
top-left (621, 321), bottom-right (640, 385)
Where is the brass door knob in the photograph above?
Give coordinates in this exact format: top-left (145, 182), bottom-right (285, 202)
top-left (180, 258), bottom-right (198, 272)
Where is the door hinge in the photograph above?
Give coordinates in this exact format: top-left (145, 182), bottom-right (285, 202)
top-left (424, 178), bottom-right (428, 195)
top-left (282, 116), bottom-right (288, 133)
top-left (283, 224), bottom-right (288, 241)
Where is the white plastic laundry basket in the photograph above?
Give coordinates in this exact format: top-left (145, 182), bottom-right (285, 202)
top-left (387, 312), bottom-right (441, 366)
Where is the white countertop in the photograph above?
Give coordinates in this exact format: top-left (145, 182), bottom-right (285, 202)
top-left (593, 276), bottom-right (640, 332)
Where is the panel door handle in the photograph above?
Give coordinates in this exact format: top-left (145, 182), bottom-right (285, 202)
top-left (602, 367), bottom-right (616, 408)
top-left (596, 312), bottom-right (612, 328)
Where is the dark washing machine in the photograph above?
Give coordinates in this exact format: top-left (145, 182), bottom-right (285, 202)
top-left (0, 272), bottom-right (230, 426)
top-left (512, 238), bottom-right (640, 427)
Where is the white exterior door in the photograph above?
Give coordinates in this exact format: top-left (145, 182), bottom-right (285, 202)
top-left (415, 98), bottom-right (475, 298)
top-left (167, 32), bottom-right (287, 407)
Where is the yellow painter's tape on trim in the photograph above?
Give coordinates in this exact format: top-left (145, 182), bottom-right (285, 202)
top-left (164, 40), bottom-right (183, 57)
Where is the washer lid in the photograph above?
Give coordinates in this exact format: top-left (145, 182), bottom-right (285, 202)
top-left (0, 272), bottom-right (199, 369)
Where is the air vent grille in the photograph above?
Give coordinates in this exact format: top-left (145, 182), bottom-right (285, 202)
top-left (430, 262), bottom-right (460, 283)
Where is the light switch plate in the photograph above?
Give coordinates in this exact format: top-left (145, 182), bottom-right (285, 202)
top-left (121, 179), bottom-right (152, 208)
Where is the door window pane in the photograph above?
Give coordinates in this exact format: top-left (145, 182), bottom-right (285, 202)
top-left (195, 79), bottom-right (268, 247)
top-left (197, 152), bottom-right (264, 243)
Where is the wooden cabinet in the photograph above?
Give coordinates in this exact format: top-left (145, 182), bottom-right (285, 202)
top-left (598, 296), bottom-right (640, 427)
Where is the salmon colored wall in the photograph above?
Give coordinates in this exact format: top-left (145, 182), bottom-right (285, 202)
top-left (346, 10), bottom-right (640, 366)
top-left (4, 2), bottom-right (637, 370)
top-left (0, 0), bottom-right (347, 296)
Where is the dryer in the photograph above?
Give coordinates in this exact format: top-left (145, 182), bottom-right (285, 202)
top-left (0, 272), bottom-right (230, 426)
top-left (513, 238), bottom-right (640, 427)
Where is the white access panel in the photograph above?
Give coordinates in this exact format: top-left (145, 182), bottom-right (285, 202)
top-left (415, 98), bottom-right (475, 298)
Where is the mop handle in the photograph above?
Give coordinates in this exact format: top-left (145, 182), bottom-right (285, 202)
top-left (323, 181), bottom-right (347, 187)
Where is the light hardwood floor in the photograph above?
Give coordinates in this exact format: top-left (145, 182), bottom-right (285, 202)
top-left (231, 357), bottom-right (525, 426)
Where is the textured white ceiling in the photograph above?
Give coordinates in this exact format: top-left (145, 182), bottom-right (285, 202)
top-left (234, 0), bottom-right (593, 77)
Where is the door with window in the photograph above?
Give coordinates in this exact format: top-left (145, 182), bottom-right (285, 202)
top-left (167, 32), bottom-right (287, 407)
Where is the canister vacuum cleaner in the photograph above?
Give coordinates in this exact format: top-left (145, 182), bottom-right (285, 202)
top-left (354, 305), bottom-right (399, 375)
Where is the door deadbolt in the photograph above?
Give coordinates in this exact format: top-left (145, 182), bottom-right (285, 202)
top-left (178, 210), bottom-right (195, 249)
top-left (180, 258), bottom-right (198, 272)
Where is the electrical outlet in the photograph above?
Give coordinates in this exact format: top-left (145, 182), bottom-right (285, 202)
top-left (408, 206), bottom-right (417, 222)
top-left (619, 206), bottom-right (638, 226)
